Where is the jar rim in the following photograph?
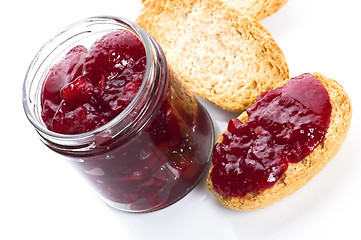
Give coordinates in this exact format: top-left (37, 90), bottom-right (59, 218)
top-left (22, 16), bottom-right (163, 142)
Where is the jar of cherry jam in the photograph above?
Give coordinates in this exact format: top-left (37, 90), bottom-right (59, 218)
top-left (23, 16), bottom-right (214, 212)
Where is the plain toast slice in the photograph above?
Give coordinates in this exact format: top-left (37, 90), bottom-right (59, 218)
top-left (136, 0), bottom-right (289, 112)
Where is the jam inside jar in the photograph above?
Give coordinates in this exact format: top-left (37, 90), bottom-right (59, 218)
top-left (23, 17), bottom-right (214, 212)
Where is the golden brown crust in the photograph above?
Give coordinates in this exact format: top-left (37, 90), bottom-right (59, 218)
top-left (136, 0), bottom-right (289, 112)
top-left (221, 0), bottom-right (288, 20)
top-left (140, 0), bottom-right (288, 20)
top-left (207, 73), bottom-right (352, 210)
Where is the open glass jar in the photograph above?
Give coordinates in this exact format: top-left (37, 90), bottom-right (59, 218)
top-left (23, 16), bottom-right (214, 212)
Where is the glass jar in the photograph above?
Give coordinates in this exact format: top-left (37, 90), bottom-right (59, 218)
top-left (22, 16), bottom-right (214, 212)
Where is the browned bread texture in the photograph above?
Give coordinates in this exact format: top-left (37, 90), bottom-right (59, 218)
top-left (221, 0), bottom-right (288, 20)
top-left (207, 73), bottom-right (352, 210)
top-left (136, 0), bottom-right (289, 112)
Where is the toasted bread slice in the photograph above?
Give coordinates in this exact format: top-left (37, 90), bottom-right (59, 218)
top-left (207, 73), bottom-right (352, 210)
top-left (221, 0), bottom-right (288, 20)
top-left (136, 0), bottom-right (289, 112)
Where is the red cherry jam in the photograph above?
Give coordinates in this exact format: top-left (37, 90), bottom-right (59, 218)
top-left (32, 19), bottom-right (214, 212)
top-left (41, 30), bottom-right (146, 134)
top-left (210, 73), bottom-right (332, 197)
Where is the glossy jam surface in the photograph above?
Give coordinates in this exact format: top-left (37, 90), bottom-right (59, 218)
top-left (210, 73), bottom-right (332, 197)
top-left (40, 29), bottom-right (213, 211)
top-left (41, 30), bottom-right (146, 134)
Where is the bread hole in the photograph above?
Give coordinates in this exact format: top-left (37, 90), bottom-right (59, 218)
top-left (251, 80), bottom-right (257, 89)
top-left (236, 29), bottom-right (243, 37)
top-left (248, 32), bottom-right (256, 40)
top-left (301, 158), bottom-right (311, 168)
top-left (279, 174), bottom-right (287, 186)
top-left (267, 62), bottom-right (274, 70)
top-left (276, 66), bottom-right (281, 74)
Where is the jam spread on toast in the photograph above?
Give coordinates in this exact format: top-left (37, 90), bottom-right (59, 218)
top-left (211, 73), bottom-right (332, 197)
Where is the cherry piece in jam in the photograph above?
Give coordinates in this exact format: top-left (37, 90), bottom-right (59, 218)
top-left (41, 45), bottom-right (87, 129)
top-left (84, 30), bottom-right (146, 85)
top-left (210, 73), bottom-right (332, 197)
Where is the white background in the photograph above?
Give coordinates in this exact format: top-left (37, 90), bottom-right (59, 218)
top-left (1, 0), bottom-right (360, 239)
